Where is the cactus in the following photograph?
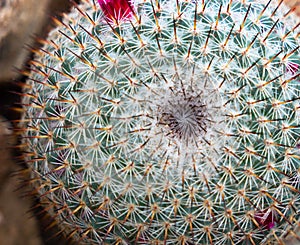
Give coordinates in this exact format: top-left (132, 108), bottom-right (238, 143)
top-left (19, 0), bottom-right (300, 244)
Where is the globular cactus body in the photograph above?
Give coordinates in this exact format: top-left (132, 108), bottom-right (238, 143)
top-left (20, 0), bottom-right (300, 244)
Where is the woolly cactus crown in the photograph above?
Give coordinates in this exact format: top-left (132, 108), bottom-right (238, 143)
top-left (20, 0), bottom-right (300, 244)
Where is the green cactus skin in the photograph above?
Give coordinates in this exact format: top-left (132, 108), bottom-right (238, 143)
top-left (19, 0), bottom-right (300, 244)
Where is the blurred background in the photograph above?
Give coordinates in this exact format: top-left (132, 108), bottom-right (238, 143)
top-left (0, 0), bottom-right (299, 244)
top-left (0, 1), bottom-right (78, 244)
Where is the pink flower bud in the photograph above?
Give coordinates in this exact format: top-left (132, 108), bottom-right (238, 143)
top-left (254, 208), bottom-right (277, 230)
top-left (286, 62), bottom-right (299, 75)
top-left (97, 0), bottom-right (134, 23)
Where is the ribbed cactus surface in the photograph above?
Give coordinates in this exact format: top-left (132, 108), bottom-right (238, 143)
top-left (20, 0), bottom-right (300, 244)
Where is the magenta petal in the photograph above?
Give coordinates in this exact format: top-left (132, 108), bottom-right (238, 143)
top-left (98, 0), bottom-right (134, 23)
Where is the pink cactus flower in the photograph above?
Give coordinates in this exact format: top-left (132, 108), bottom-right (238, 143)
top-left (98, 0), bottom-right (134, 23)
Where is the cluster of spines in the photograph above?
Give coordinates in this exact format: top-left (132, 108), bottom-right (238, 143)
top-left (16, 0), bottom-right (300, 244)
